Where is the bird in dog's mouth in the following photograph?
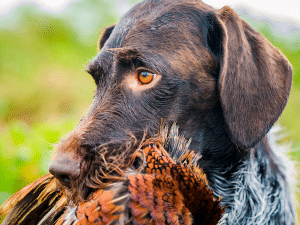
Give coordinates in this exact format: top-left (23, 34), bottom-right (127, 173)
top-left (0, 124), bottom-right (224, 225)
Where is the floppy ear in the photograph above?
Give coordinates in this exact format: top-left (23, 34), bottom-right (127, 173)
top-left (208, 7), bottom-right (292, 149)
top-left (98, 25), bottom-right (116, 51)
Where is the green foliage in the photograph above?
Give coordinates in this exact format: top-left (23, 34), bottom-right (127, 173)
top-left (0, 2), bottom-right (299, 222)
top-left (0, 118), bottom-right (77, 202)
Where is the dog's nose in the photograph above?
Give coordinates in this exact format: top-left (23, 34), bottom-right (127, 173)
top-left (49, 158), bottom-right (80, 188)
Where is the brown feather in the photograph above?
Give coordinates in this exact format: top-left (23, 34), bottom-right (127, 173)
top-left (0, 174), bottom-right (67, 225)
top-left (69, 136), bottom-right (224, 225)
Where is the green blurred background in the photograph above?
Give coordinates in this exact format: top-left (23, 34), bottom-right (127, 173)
top-left (0, 0), bottom-right (299, 222)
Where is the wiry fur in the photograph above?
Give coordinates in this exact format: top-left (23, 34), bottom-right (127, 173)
top-left (215, 127), bottom-right (296, 224)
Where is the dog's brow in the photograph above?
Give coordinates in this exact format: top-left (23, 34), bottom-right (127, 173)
top-left (86, 60), bottom-right (109, 84)
top-left (86, 62), bottom-right (96, 75)
top-left (111, 48), bottom-right (141, 61)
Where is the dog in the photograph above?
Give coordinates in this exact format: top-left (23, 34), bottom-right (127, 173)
top-left (48, 0), bottom-right (296, 224)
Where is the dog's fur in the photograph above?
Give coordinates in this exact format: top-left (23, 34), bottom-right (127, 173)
top-left (50, 0), bottom-right (296, 224)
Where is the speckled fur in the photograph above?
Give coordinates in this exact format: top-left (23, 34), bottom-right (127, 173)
top-left (215, 126), bottom-right (297, 225)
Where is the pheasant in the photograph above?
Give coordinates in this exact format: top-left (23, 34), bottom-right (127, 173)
top-left (0, 124), bottom-right (224, 224)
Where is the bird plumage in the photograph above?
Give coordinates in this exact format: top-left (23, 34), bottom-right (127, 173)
top-left (0, 124), bottom-right (224, 225)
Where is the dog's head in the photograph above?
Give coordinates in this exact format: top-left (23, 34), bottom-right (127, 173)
top-left (49, 0), bottom-right (292, 200)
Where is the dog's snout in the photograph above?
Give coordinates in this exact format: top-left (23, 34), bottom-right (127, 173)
top-left (49, 158), bottom-right (80, 187)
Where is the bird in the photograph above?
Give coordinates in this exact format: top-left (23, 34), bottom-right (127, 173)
top-left (0, 124), bottom-right (224, 225)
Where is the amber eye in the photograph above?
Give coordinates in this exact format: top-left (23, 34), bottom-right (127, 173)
top-left (137, 71), bottom-right (157, 85)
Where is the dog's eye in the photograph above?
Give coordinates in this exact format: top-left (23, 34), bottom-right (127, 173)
top-left (137, 71), bottom-right (157, 85)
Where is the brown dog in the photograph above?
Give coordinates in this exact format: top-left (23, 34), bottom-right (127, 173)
top-left (49, 0), bottom-right (295, 224)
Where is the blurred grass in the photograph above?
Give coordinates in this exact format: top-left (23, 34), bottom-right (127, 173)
top-left (0, 0), bottom-right (299, 222)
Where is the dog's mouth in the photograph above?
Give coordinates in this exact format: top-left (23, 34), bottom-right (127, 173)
top-left (58, 123), bottom-right (191, 204)
top-left (57, 170), bottom-right (100, 205)
top-left (57, 161), bottom-right (98, 203)
top-left (58, 175), bottom-right (72, 188)
top-left (58, 135), bottom-right (145, 204)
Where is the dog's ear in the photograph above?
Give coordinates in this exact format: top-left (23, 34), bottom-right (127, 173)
top-left (98, 25), bottom-right (115, 51)
top-left (207, 7), bottom-right (292, 149)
